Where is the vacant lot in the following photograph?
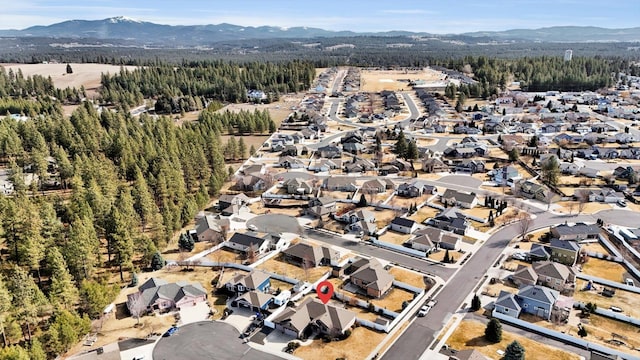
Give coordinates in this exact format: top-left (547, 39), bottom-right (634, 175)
top-left (446, 320), bottom-right (580, 360)
top-left (360, 68), bottom-right (443, 92)
top-left (2, 63), bottom-right (137, 98)
top-left (581, 258), bottom-right (627, 282)
top-left (428, 249), bottom-right (460, 263)
top-left (294, 326), bottom-right (385, 360)
top-left (256, 254), bottom-right (330, 283)
top-left (583, 314), bottom-right (640, 353)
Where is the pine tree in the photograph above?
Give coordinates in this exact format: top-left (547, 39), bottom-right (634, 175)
top-left (151, 252), bottom-right (165, 271)
top-left (485, 318), bottom-right (502, 343)
top-left (443, 249), bottom-right (451, 263)
top-left (471, 294), bottom-right (482, 311)
top-left (504, 340), bottom-right (525, 360)
top-left (238, 138), bottom-right (247, 159)
top-left (406, 140), bottom-right (418, 160)
top-left (249, 144), bottom-right (256, 157)
top-left (178, 233), bottom-right (195, 252)
top-left (0, 275), bottom-right (12, 347)
top-left (47, 247), bottom-right (79, 309)
top-left (66, 64), bottom-right (73, 74)
top-left (395, 130), bottom-right (407, 158)
top-left (357, 194), bottom-right (368, 208)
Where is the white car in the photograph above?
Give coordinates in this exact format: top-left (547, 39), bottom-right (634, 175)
top-left (248, 224), bottom-right (258, 231)
top-left (511, 253), bottom-right (526, 261)
top-left (417, 300), bottom-right (437, 317)
top-left (625, 278), bottom-right (634, 287)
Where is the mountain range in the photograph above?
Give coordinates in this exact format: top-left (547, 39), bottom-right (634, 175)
top-left (1, 17), bottom-right (639, 46)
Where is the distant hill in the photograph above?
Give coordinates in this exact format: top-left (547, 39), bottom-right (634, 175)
top-left (1, 17), bottom-right (639, 46)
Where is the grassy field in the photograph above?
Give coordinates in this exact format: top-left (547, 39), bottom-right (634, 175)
top-left (428, 249), bottom-right (460, 263)
top-left (581, 258), bottom-right (627, 282)
top-left (256, 254), bottom-right (330, 283)
top-left (408, 206), bottom-right (439, 223)
top-left (294, 326), bottom-right (386, 360)
top-left (360, 68), bottom-right (443, 92)
top-left (445, 320), bottom-right (581, 360)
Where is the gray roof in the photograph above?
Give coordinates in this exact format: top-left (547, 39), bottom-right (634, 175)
top-left (513, 265), bottom-right (538, 283)
top-left (529, 243), bottom-right (551, 259)
top-left (517, 285), bottom-right (559, 305)
top-left (552, 223), bottom-right (600, 237)
top-left (228, 232), bottom-right (268, 248)
top-left (282, 242), bottom-right (337, 265)
top-left (133, 278), bottom-right (206, 309)
top-left (550, 239), bottom-right (580, 252)
top-left (350, 259), bottom-right (394, 292)
top-left (442, 189), bottom-right (477, 204)
top-left (273, 298), bottom-right (356, 335)
top-left (495, 290), bottom-right (521, 312)
top-left (533, 261), bottom-right (572, 281)
top-left (391, 217), bottom-right (416, 228)
top-left (237, 290), bottom-right (273, 308)
top-left (230, 271), bottom-right (270, 289)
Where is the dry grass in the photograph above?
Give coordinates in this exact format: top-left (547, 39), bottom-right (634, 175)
top-left (502, 259), bottom-right (531, 271)
top-left (580, 242), bottom-right (609, 254)
top-left (408, 206), bottom-right (439, 223)
top-left (556, 201), bottom-right (612, 215)
top-left (370, 287), bottom-right (416, 312)
top-left (360, 68), bottom-right (443, 92)
top-left (248, 202), bottom-right (304, 216)
top-left (445, 320), bottom-right (581, 360)
top-left (390, 195), bottom-right (429, 209)
top-left (294, 326), bottom-right (386, 360)
top-left (389, 267), bottom-right (428, 289)
top-left (428, 249), bottom-right (460, 263)
top-left (256, 254), bottom-right (330, 283)
top-left (372, 208), bottom-right (400, 228)
top-left (378, 231), bottom-right (411, 245)
top-left (574, 279), bottom-right (640, 318)
top-left (462, 206), bottom-right (492, 220)
top-left (482, 282), bottom-right (518, 297)
top-left (162, 241), bottom-right (212, 261)
top-left (582, 314), bottom-right (640, 352)
top-left (581, 258), bottom-right (627, 282)
top-left (206, 249), bottom-right (242, 263)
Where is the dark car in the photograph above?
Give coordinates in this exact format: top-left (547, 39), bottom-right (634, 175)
top-left (163, 326), bottom-right (178, 337)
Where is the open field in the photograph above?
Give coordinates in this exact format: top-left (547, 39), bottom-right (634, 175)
top-left (581, 258), bottom-right (627, 282)
top-left (1, 63), bottom-right (137, 97)
top-left (256, 254), bottom-right (330, 283)
top-left (574, 279), bottom-right (640, 318)
top-left (360, 68), bottom-right (444, 92)
top-left (293, 326), bottom-right (385, 360)
top-left (389, 267), bottom-right (429, 289)
top-left (445, 320), bottom-right (581, 360)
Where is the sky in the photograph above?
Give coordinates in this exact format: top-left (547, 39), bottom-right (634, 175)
top-left (0, 0), bottom-right (638, 33)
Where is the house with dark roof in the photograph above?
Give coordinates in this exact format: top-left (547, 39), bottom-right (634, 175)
top-left (441, 189), bottom-right (478, 209)
top-left (528, 243), bottom-right (551, 262)
top-left (533, 261), bottom-right (575, 292)
top-left (349, 258), bottom-right (395, 298)
top-left (127, 278), bottom-right (207, 315)
top-left (493, 290), bottom-right (522, 319)
top-left (226, 232), bottom-right (285, 257)
top-left (218, 193), bottom-right (251, 212)
top-left (273, 298), bottom-right (356, 339)
top-left (516, 285), bottom-right (559, 320)
top-left (515, 180), bottom-right (549, 201)
top-left (551, 223), bottom-right (600, 241)
top-left (195, 215), bottom-right (229, 242)
top-left (390, 217), bottom-right (418, 234)
top-left (397, 180), bottom-right (436, 198)
top-left (454, 159), bottom-right (485, 174)
top-left (549, 239), bottom-right (580, 266)
top-left (412, 226), bottom-right (462, 251)
top-left (225, 271), bottom-right (271, 294)
top-left (431, 207), bottom-right (469, 236)
top-left (511, 265), bottom-right (538, 288)
top-left (282, 242), bottom-right (339, 268)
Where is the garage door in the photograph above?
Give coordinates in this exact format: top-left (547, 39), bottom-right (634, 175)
top-left (276, 325), bottom-right (298, 338)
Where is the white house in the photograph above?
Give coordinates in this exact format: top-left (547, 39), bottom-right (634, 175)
top-left (389, 217), bottom-right (418, 234)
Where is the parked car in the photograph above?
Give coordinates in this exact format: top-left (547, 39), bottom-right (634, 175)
top-left (248, 224), bottom-right (258, 231)
top-left (418, 300), bottom-right (437, 317)
top-left (163, 326), bottom-right (178, 337)
top-left (610, 306), bottom-right (623, 313)
top-left (625, 278), bottom-right (635, 287)
top-left (617, 199), bottom-right (627, 207)
top-left (511, 253), bottom-right (526, 261)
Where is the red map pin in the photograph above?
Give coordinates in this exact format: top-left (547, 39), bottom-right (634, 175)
top-left (316, 280), bottom-right (334, 304)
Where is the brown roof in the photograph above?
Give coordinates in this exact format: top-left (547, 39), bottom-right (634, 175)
top-left (350, 259), bottom-right (394, 292)
top-left (273, 298), bottom-right (356, 335)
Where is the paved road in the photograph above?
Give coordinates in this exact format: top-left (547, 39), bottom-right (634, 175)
top-left (153, 321), bottom-right (283, 360)
top-left (380, 209), bottom-right (640, 360)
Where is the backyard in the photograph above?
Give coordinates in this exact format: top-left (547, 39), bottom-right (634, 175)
top-left (378, 230), bottom-right (412, 246)
top-left (370, 287), bottom-right (416, 313)
top-left (574, 279), bottom-right (640, 318)
top-left (445, 320), bottom-right (581, 360)
top-left (581, 258), bottom-right (628, 282)
top-left (256, 254), bottom-right (330, 283)
top-left (389, 266), bottom-right (429, 289)
top-left (293, 326), bottom-right (386, 360)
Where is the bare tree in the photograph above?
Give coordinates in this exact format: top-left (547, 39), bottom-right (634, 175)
top-left (362, 184), bottom-right (378, 205)
top-left (575, 190), bottom-right (589, 214)
top-left (567, 201), bottom-right (577, 215)
top-left (127, 292), bottom-right (146, 326)
top-left (544, 191), bottom-right (555, 211)
top-left (247, 243), bottom-right (257, 264)
top-left (518, 213), bottom-right (532, 241)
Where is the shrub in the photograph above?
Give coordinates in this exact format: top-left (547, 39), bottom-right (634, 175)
top-left (484, 318), bottom-right (502, 343)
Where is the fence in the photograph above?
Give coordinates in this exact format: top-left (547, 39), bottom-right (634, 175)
top-left (492, 311), bottom-right (640, 360)
top-left (185, 242), bottom-right (226, 262)
top-left (356, 318), bottom-right (387, 332)
top-left (370, 238), bottom-right (427, 258)
top-left (575, 303), bottom-right (640, 327)
top-left (392, 280), bottom-right (424, 294)
top-left (599, 234), bottom-right (640, 280)
top-left (575, 273), bottom-right (640, 295)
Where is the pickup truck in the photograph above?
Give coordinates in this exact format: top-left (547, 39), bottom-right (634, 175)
top-left (417, 300), bottom-right (437, 317)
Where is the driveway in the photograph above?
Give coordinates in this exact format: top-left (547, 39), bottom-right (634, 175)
top-left (179, 301), bottom-right (211, 325)
top-left (247, 214), bottom-right (302, 235)
top-left (152, 321), bottom-right (283, 360)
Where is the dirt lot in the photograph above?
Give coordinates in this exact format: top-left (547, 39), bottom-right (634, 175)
top-left (293, 326), bottom-right (386, 360)
top-left (1, 63), bottom-right (137, 97)
top-left (256, 254), bottom-right (330, 283)
top-left (574, 279), bottom-right (640, 318)
top-left (378, 231), bottom-right (411, 245)
top-left (581, 258), bottom-right (627, 282)
top-left (445, 320), bottom-right (580, 360)
top-left (360, 68), bottom-right (444, 92)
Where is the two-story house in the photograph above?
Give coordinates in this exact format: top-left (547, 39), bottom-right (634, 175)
top-left (440, 189), bottom-right (478, 209)
top-left (549, 239), bottom-right (580, 266)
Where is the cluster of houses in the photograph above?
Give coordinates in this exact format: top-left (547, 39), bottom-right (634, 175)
top-left (493, 222), bottom-right (601, 322)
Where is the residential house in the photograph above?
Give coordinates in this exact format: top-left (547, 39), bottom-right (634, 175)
top-left (491, 165), bottom-right (520, 185)
top-left (454, 159), bottom-right (485, 174)
top-left (588, 188), bottom-right (624, 203)
top-left (413, 226), bottom-right (462, 251)
top-left (533, 261), bottom-right (575, 292)
top-left (549, 239), bottom-right (580, 266)
top-left (337, 209), bottom-right (376, 224)
top-left (317, 145), bottom-right (342, 159)
top-left (441, 189), bottom-right (478, 209)
top-left (226, 232), bottom-right (284, 258)
top-left (389, 217), bottom-right (418, 234)
top-left (559, 162), bottom-right (583, 175)
top-left (361, 179), bottom-right (395, 193)
top-left (397, 180), bottom-right (436, 198)
top-left (493, 290), bottom-right (522, 319)
top-left (323, 177), bottom-right (357, 192)
top-left (242, 164), bottom-right (266, 176)
top-left (282, 242), bottom-right (339, 268)
top-left (283, 178), bottom-right (313, 195)
top-left (515, 180), bottom-right (549, 202)
top-left (225, 271), bottom-right (271, 294)
top-left (421, 157), bottom-right (449, 173)
top-left (348, 220), bottom-right (378, 235)
top-left (528, 243), bottom-right (551, 262)
top-left (551, 223), bottom-right (600, 241)
top-left (391, 158), bottom-right (412, 172)
top-left (306, 197), bottom-right (337, 218)
top-left (348, 258), bottom-right (394, 298)
top-left (234, 291), bottom-right (274, 312)
top-left (218, 193), bottom-right (251, 212)
top-left (378, 164), bottom-right (400, 175)
top-left (309, 159), bottom-right (342, 173)
top-left (344, 158), bottom-right (375, 173)
top-left (343, 142), bottom-right (367, 155)
top-left (511, 265), bottom-right (538, 288)
top-left (195, 215), bottom-right (229, 242)
top-left (236, 175), bottom-right (265, 192)
top-left (279, 156), bottom-right (306, 169)
top-left (431, 207), bottom-right (469, 236)
top-left (127, 278), bottom-right (207, 314)
top-left (409, 234), bottom-right (436, 253)
top-left (444, 147), bottom-right (477, 158)
top-left (273, 298), bottom-right (356, 339)
top-left (443, 349), bottom-right (490, 360)
top-left (516, 285), bottom-right (559, 320)
top-left (590, 351), bottom-right (624, 360)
